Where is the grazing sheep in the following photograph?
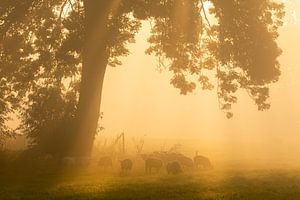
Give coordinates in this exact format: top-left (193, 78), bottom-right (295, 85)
top-left (144, 158), bottom-right (163, 174)
top-left (150, 152), bottom-right (194, 169)
top-left (166, 161), bottom-right (182, 175)
top-left (194, 155), bottom-right (213, 170)
top-left (98, 156), bottom-right (113, 168)
top-left (152, 152), bottom-right (177, 164)
top-left (177, 154), bottom-right (194, 168)
top-left (120, 159), bottom-right (133, 172)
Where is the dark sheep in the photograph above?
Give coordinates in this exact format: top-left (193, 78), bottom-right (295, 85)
top-left (176, 155), bottom-right (194, 168)
top-left (166, 161), bottom-right (182, 175)
top-left (144, 158), bottom-right (163, 174)
top-left (194, 155), bottom-right (213, 170)
top-left (120, 159), bottom-right (133, 172)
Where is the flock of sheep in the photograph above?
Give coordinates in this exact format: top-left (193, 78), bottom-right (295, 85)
top-left (60, 152), bottom-right (213, 175)
top-left (96, 152), bottom-right (213, 175)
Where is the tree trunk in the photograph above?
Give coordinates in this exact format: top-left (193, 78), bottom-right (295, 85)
top-left (71, 1), bottom-right (113, 156)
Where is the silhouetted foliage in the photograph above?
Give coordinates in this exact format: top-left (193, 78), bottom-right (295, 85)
top-left (0, 0), bottom-right (284, 155)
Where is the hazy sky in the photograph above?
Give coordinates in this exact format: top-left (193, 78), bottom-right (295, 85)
top-left (6, 1), bottom-right (299, 165)
top-left (98, 1), bottom-right (300, 162)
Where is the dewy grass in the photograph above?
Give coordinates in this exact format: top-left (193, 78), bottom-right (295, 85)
top-left (1, 169), bottom-right (300, 200)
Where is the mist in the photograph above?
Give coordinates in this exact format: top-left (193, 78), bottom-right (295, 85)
top-left (97, 12), bottom-right (300, 170)
top-left (1, 1), bottom-right (300, 199)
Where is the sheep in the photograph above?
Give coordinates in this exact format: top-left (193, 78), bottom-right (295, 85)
top-left (144, 158), bottom-right (163, 174)
top-left (120, 159), bottom-right (133, 172)
top-left (166, 161), bottom-right (182, 175)
top-left (176, 155), bottom-right (194, 168)
top-left (150, 152), bottom-right (194, 169)
top-left (194, 155), bottom-right (213, 170)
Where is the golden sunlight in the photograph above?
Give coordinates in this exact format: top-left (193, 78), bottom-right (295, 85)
top-left (1, 1), bottom-right (300, 199)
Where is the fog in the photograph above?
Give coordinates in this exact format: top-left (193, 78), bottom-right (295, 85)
top-left (4, 0), bottom-right (300, 170)
top-left (96, 1), bottom-right (300, 169)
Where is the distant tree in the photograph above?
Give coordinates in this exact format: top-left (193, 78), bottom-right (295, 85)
top-left (0, 78), bottom-right (14, 149)
top-left (0, 0), bottom-right (284, 156)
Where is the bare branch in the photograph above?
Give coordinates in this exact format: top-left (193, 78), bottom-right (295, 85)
top-left (58, 0), bottom-right (68, 22)
top-left (200, 0), bottom-right (212, 28)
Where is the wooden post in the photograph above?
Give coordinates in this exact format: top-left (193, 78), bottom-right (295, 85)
top-left (122, 132), bottom-right (125, 154)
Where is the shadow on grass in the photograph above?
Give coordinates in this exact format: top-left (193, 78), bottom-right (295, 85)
top-left (1, 170), bottom-right (300, 200)
top-left (0, 165), bottom-right (94, 200)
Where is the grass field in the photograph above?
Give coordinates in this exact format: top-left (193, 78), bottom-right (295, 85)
top-left (1, 167), bottom-right (300, 200)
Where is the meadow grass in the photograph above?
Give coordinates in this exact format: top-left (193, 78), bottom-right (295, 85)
top-left (1, 167), bottom-right (300, 200)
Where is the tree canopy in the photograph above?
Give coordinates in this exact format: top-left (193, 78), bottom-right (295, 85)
top-left (0, 0), bottom-right (284, 154)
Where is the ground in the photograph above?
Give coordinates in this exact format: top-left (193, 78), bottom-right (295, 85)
top-left (1, 167), bottom-right (300, 200)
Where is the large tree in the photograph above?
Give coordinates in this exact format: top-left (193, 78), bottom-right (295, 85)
top-left (0, 0), bottom-right (284, 156)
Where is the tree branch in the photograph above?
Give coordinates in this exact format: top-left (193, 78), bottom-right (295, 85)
top-left (58, 0), bottom-right (68, 22)
top-left (200, 0), bottom-right (212, 28)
